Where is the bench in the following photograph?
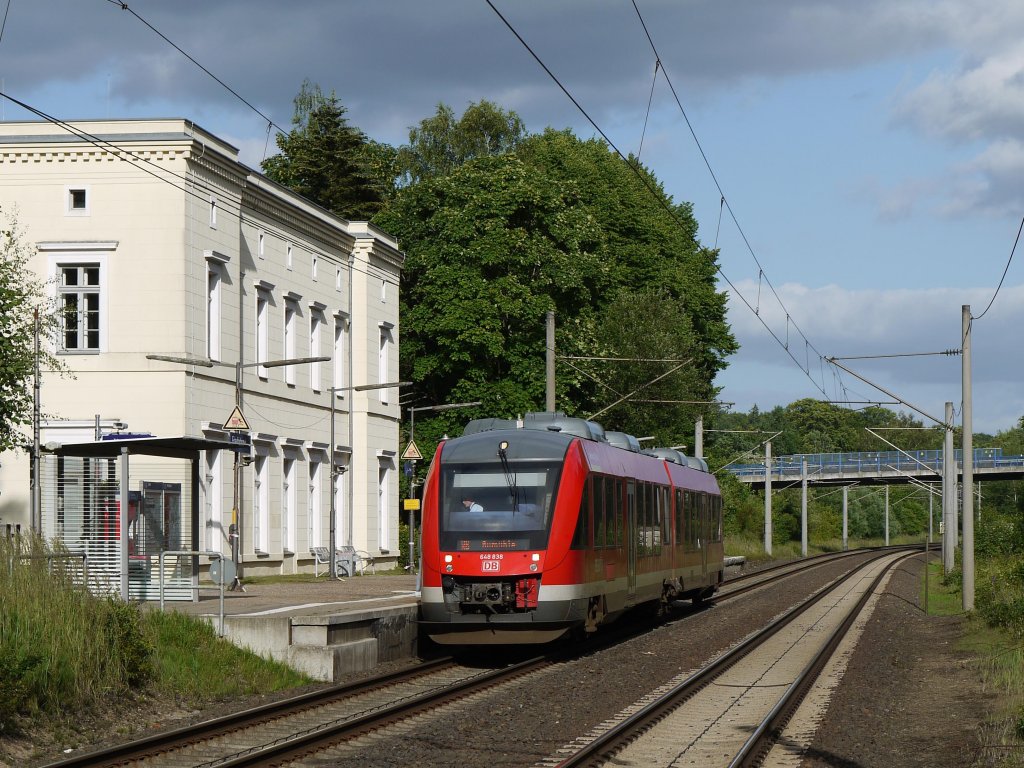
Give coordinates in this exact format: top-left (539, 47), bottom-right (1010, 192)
top-left (310, 546), bottom-right (359, 577)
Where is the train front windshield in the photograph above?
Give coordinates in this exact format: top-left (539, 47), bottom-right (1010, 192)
top-left (438, 461), bottom-right (561, 552)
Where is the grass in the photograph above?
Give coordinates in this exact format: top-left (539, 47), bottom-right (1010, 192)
top-left (0, 535), bottom-right (311, 742)
top-left (920, 558), bottom-right (1024, 766)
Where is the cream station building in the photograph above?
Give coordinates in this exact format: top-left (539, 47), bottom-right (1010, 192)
top-left (0, 119), bottom-right (405, 577)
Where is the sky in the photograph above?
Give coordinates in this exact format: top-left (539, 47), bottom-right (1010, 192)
top-left (1, 0), bottom-right (1022, 436)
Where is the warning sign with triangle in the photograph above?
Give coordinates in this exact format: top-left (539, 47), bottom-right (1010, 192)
top-left (223, 406), bottom-right (251, 431)
top-left (402, 441), bottom-right (423, 460)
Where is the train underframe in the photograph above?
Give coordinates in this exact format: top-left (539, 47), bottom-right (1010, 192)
top-left (419, 568), bottom-right (723, 645)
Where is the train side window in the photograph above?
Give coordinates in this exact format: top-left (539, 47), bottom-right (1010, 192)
top-left (572, 478), bottom-right (590, 549)
top-left (675, 488), bottom-right (684, 548)
top-left (613, 477), bottom-right (624, 547)
top-left (594, 476), bottom-right (606, 548)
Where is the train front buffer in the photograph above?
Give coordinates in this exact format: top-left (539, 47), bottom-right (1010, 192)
top-left (437, 551), bottom-right (543, 614)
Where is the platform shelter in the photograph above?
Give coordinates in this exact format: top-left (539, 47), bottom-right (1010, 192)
top-left (41, 435), bottom-right (235, 601)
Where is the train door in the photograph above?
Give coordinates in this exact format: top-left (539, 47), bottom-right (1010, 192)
top-left (626, 479), bottom-right (637, 600)
top-left (699, 492), bottom-right (709, 582)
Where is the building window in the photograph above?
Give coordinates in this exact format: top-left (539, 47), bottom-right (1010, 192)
top-left (66, 186), bottom-right (89, 216)
top-left (286, 243), bottom-right (293, 270)
top-left (378, 325), bottom-right (393, 403)
top-left (283, 457), bottom-right (296, 553)
top-left (310, 313), bottom-right (322, 392)
top-left (59, 264), bottom-right (101, 352)
top-left (207, 264), bottom-right (222, 361)
top-left (256, 291), bottom-right (270, 379)
top-left (253, 454), bottom-right (269, 554)
top-left (312, 254), bottom-right (319, 281)
top-left (209, 195), bottom-right (217, 229)
top-left (204, 450), bottom-right (223, 553)
top-left (336, 266), bottom-right (342, 291)
top-left (334, 315), bottom-right (347, 399)
top-left (284, 300), bottom-right (297, 386)
top-left (332, 456), bottom-right (347, 547)
top-left (381, 279), bottom-right (386, 303)
top-left (309, 460), bottom-right (322, 548)
top-left (258, 231), bottom-right (266, 259)
top-left (378, 461), bottom-right (390, 552)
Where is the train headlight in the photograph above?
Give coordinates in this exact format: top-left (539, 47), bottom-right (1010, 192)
top-left (531, 553), bottom-right (540, 562)
top-left (444, 554), bottom-right (453, 563)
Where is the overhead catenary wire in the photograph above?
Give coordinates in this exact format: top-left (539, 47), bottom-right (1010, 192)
top-left (486, 1), bottom-right (832, 402)
top-left (105, 0), bottom-right (289, 139)
top-left (973, 214), bottom-right (1023, 321)
top-left (1, 90), bottom-right (400, 290)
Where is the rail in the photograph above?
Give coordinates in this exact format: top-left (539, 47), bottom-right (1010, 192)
top-left (158, 550), bottom-right (227, 636)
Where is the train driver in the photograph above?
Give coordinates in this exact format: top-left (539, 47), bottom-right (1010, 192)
top-left (461, 494), bottom-right (484, 513)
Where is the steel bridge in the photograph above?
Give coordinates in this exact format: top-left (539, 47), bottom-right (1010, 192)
top-left (726, 448), bottom-right (1024, 490)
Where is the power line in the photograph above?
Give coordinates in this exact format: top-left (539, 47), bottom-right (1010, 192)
top-left (486, 1), bottom-right (832, 402)
top-left (1, 91), bottom-right (400, 289)
top-left (973, 214), bottom-right (1023, 321)
top-left (105, 0), bottom-right (288, 138)
top-left (627, 0), bottom-right (830, 394)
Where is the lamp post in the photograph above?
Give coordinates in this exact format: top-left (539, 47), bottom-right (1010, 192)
top-left (327, 380), bottom-right (412, 579)
top-left (147, 353), bottom-right (330, 589)
top-left (405, 401), bottom-right (480, 574)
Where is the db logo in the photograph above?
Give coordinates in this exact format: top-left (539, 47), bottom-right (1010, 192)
top-left (482, 560), bottom-right (500, 572)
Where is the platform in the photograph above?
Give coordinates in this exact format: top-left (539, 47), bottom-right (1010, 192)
top-left (142, 574), bottom-right (421, 682)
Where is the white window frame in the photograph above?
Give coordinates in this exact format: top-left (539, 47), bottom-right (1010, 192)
top-left (378, 323), bottom-right (394, 403)
top-left (65, 185), bottom-right (90, 216)
top-left (258, 230), bottom-right (266, 259)
top-left (42, 246), bottom-right (113, 355)
top-left (286, 243), bottom-right (293, 271)
top-left (309, 459), bottom-right (322, 548)
top-left (209, 195), bottom-right (217, 229)
top-left (312, 253), bottom-right (319, 281)
top-left (204, 450), bottom-right (223, 553)
top-left (334, 313), bottom-right (348, 400)
top-left (254, 282), bottom-right (273, 379)
top-left (283, 457), bottom-right (297, 554)
top-left (309, 305), bottom-right (324, 393)
top-left (284, 299), bottom-right (298, 386)
top-left (253, 454), bottom-right (269, 554)
top-left (206, 264), bottom-right (222, 362)
top-left (378, 458), bottom-right (391, 552)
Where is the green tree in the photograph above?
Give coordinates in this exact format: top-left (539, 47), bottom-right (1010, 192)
top-left (262, 80), bottom-right (384, 220)
top-left (0, 208), bottom-right (66, 452)
top-left (375, 153), bottom-right (604, 417)
top-left (394, 101), bottom-right (526, 185)
top-left (519, 130), bottom-right (736, 388)
top-left (588, 286), bottom-right (702, 445)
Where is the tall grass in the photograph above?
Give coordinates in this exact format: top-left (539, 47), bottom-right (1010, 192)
top-left (0, 535), bottom-right (152, 733)
top-left (0, 535), bottom-right (310, 738)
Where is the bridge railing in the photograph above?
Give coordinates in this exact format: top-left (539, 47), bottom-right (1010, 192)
top-left (728, 448), bottom-right (1024, 480)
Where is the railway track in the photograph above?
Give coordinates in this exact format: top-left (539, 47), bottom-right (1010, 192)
top-left (539, 548), bottom-right (915, 767)
top-left (42, 548), bottom-right (906, 768)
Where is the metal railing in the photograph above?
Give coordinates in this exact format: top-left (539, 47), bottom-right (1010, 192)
top-left (9, 551), bottom-right (89, 581)
top-left (159, 550), bottom-right (227, 636)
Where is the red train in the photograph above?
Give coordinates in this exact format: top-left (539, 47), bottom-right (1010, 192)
top-left (419, 412), bottom-right (724, 645)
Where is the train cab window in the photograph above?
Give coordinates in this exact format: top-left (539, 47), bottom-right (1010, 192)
top-left (438, 462), bottom-right (562, 551)
top-left (572, 479), bottom-right (590, 550)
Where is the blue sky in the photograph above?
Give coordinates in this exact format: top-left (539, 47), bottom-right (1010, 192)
top-left (2, 0), bottom-right (1022, 434)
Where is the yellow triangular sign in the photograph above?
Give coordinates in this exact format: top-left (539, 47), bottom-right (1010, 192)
top-left (402, 441), bottom-right (423, 460)
top-left (223, 406), bottom-right (251, 431)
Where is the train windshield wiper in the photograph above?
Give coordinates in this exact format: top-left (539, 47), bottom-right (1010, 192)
top-left (497, 440), bottom-right (519, 514)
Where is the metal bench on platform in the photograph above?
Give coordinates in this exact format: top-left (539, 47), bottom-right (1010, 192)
top-left (310, 546), bottom-right (359, 577)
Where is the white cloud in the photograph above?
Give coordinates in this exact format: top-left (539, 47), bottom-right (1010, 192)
top-left (721, 280), bottom-right (1024, 433)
